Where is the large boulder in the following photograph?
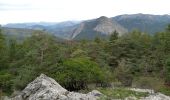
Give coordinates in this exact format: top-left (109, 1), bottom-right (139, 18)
top-left (10, 74), bottom-right (102, 100)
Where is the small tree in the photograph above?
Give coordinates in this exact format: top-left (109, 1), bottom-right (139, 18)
top-left (109, 30), bottom-right (119, 44)
top-left (165, 57), bottom-right (170, 86)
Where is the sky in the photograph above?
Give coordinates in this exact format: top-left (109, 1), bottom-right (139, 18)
top-left (0, 0), bottom-right (170, 24)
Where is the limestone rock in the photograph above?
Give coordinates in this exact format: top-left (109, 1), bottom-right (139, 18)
top-left (94, 16), bottom-right (128, 35)
top-left (10, 74), bottom-right (102, 100)
top-left (87, 90), bottom-right (103, 97)
top-left (11, 74), bottom-right (67, 100)
top-left (141, 93), bottom-right (170, 100)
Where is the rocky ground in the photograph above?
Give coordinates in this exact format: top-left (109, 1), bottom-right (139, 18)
top-left (2, 74), bottom-right (170, 100)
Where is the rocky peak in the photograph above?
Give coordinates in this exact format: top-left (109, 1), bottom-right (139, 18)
top-left (97, 16), bottom-right (111, 23)
top-left (10, 74), bottom-right (102, 100)
top-left (94, 16), bottom-right (128, 35)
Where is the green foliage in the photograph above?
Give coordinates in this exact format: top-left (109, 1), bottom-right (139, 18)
top-left (109, 30), bottom-right (119, 43)
top-left (133, 77), bottom-right (164, 90)
top-left (159, 87), bottom-right (170, 96)
top-left (1, 24), bottom-right (170, 96)
top-left (53, 57), bottom-right (105, 91)
top-left (98, 87), bottom-right (149, 99)
top-left (0, 72), bottom-right (13, 95)
top-left (114, 59), bottom-right (133, 87)
top-left (165, 57), bottom-right (170, 85)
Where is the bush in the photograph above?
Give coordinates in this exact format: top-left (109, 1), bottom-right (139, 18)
top-left (13, 65), bottom-right (37, 90)
top-left (165, 57), bottom-right (170, 86)
top-left (53, 57), bottom-right (105, 91)
top-left (0, 72), bottom-right (13, 95)
top-left (114, 59), bottom-right (133, 87)
top-left (132, 77), bottom-right (164, 90)
top-left (98, 87), bottom-right (148, 99)
top-left (159, 86), bottom-right (170, 96)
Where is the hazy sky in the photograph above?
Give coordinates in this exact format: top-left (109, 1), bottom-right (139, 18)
top-left (0, 0), bottom-right (169, 24)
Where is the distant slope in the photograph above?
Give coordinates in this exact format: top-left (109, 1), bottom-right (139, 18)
top-left (3, 21), bottom-right (80, 40)
top-left (71, 16), bottom-right (128, 40)
top-left (113, 14), bottom-right (170, 34)
top-left (4, 22), bottom-right (58, 28)
top-left (45, 22), bottom-right (79, 39)
top-left (2, 27), bottom-right (64, 41)
top-left (2, 27), bottom-right (34, 40)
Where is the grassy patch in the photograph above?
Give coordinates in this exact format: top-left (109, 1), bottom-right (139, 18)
top-left (159, 87), bottom-right (170, 96)
top-left (98, 87), bottom-right (149, 99)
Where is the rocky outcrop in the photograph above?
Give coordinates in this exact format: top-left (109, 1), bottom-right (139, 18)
top-left (71, 23), bottom-right (85, 39)
top-left (70, 16), bottom-right (128, 39)
top-left (141, 93), bottom-right (170, 100)
top-left (94, 16), bottom-right (128, 35)
top-left (10, 74), bottom-right (102, 100)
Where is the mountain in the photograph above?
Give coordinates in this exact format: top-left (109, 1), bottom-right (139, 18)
top-left (44, 21), bottom-right (80, 39)
top-left (4, 17), bottom-right (127, 40)
top-left (4, 21), bottom-right (80, 31)
top-left (3, 14), bottom-right (170, 40)
top-left (2, 27), bottom-right (34, 41)
top-left (70, 16), bottom-right (128, 40)
top-left (3, 21), bottom-right (80, 39)
top-left (4, 22), bottom-right (58, 28)
top-left (113, 14), bottom-right (170, 34)
top-left (1, 27), bottom-right (64, 42)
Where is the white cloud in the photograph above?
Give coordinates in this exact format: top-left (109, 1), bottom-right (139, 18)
top-left (0, 0), bottom-right (169, 24)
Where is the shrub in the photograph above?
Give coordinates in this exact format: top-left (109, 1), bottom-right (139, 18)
top-left (98, 87), bottom-right (148, 99)
top-left (132, 77), bottom-right (164, 90)
top-left (53, 57), bottom-right (105, 91)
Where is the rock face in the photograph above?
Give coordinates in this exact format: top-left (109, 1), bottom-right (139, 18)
top-left (10, 74), bottom-right (102, 100)
top-left (71, 23), bottom-right (85, 39)
top-left (71, 16), bottom-right (128, 40)
top-left (94, 16), bottom-right (128, 35)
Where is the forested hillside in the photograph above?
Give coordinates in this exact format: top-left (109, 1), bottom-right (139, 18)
top-left (0, 25), bottom-right (170, 98)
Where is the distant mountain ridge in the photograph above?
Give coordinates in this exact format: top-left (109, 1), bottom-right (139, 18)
top-left (113, 13), bottom-right (170, 34)
top-left (3, 14), bottom-right (170, 40)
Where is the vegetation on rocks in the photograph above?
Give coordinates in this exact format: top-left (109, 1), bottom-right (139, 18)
top-left (98, 87), bottom-right (149, 99)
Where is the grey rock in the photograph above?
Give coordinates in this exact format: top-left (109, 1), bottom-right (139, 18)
top-left (67, 90), bottom-right (102, 100)
top-left (11, 74), bottom-right (67, 100)
top-left (123, 93), bottom-right (170, 100)
top-left (141, 93), bottom-right (170, 100)
top-left (10, 74), bottom-right (102, 100)
top-left (87, 90), bottom-right (103, 97)
top-left (94, 16), bottom-right (128, 35)
top-left (125, 96), bottom-right (138, 100)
